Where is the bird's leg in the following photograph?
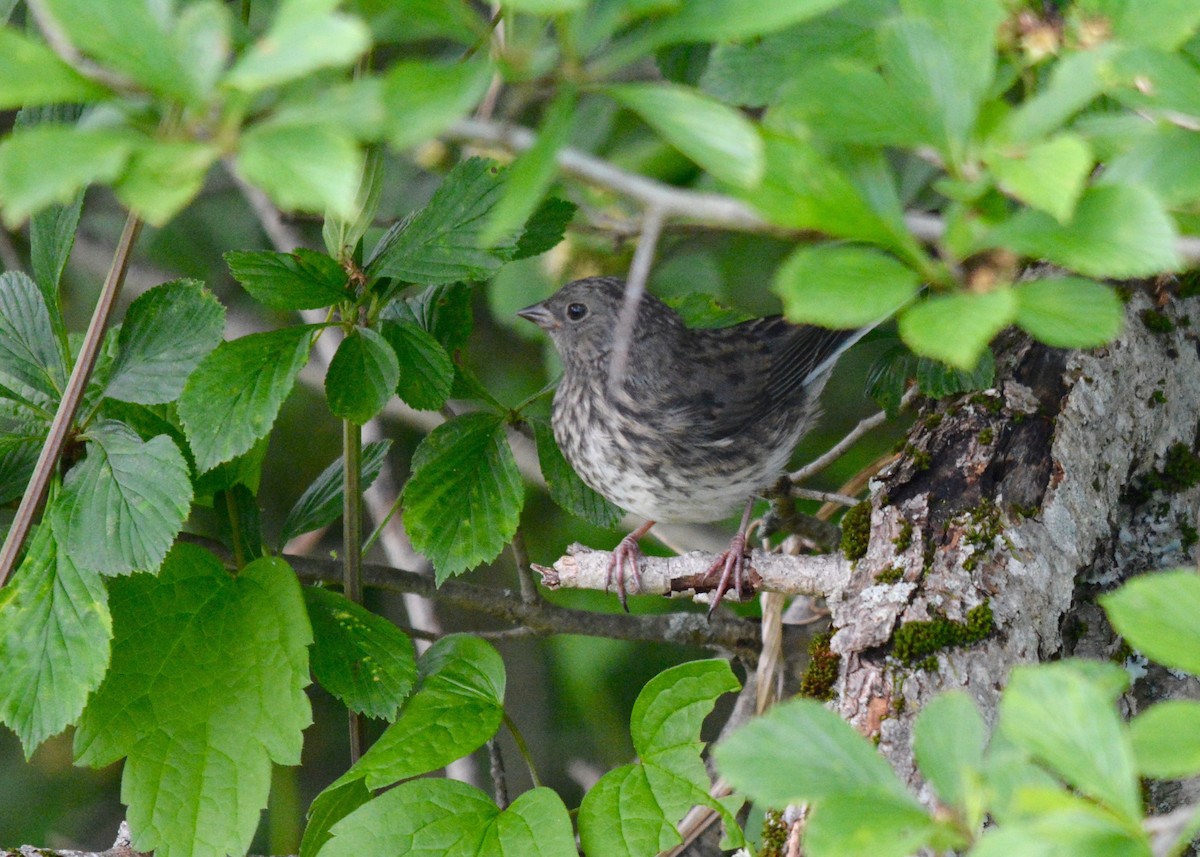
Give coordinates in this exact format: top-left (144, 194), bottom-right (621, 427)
top-left (607, 520), bottom-right (655, 612)
top-left (704, 499), bottom-right (756, 618)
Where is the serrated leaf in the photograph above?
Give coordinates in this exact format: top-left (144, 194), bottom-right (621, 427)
top-left (0, 28), bottom-right (111, 109)
top-left (194, 436), bottom-right (269, 503)
top-left (226, 248), bottom-right (351, 311)
top-left (383, 58), bottom-right (493, 150)
top-left (0, 125), bottom-right (136, 227)
top-left (237, 123), bottom-right (362, 219)
top-left (0, 435), bottom-right (39, 504)
top-left (998, 661), bottom-right (1140, 822)
top-left (304, 586), bottom-right (417, 720)
top-left (913, 691), bottom-right (987, 811)
top-left (986, 134), bottom-right (1094, 223)
top-left (775, 244), bottom-right (918, 328)
top-left (605, 82), bottom-right (763, 187)
top-left (1102, 569), bottom-right (1200, 675)
top-left (866, 341), bottom-right (916, 416)
top-left (74, 546), bottom-right (312, 857)
top-left (0, 519), bottom-right (111, 757)
top-left (0, 271), bottom-right (67, 399)
top-left (280, 440), bottom-right (391, 546)
top-left (380, 320), bottom-right (454, 411)
top-left (30, 190), bottom-right (83, 327)
top-left (326, 328), bottom-right (399, 424)
top-left (916, 350), bottom-right (995, 398)
top-left (1130, 700), bottom-right (1200, 779)
top-left (1014, 277), bottom-right (1124, 349)
top-left (345, 634), bottom-right (506, 789)
top-left (382, 282), bottom-right (475, 354)
top-left (531, 418), bottom-right (623, 528)
top-left (106, 280), bottom-right (225, 405)
top-left (402, 412), bottom-right (523, 582)
top-left (59, 421), bottom-right (192, 576)
top-left (512, 197), bottom-right (576, 261)
top-left (225, 7), bottom-right (369, 92)
top-left (179, 325), bottom-right (316, 472)
top-left (899, 289), bottom-right (1016, 370)
top-left (367, 158), bottom-right (510, 285)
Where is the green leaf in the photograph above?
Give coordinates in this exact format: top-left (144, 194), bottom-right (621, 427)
top-left (383, 58), bottom-right (494, 150)
top-left (304, 586), bottom-right (417, 720)
top-left (380, 320), bottom-right (454, 411)
top-left (401, 411), bottom-right (523, 582)
top-left (903, 0), bottom-right (1003, 99)
top-left (325, 328), bottom-right (399, 424)
top-left (214, 483), bottom-right (263, 563)
top-left (0, 271), bottom-right (67, 399)
top-left (345, 634), bottom-right (506, 789)
top-left (225, 248), bottom-right (351, 311)
top-left (382, 282), bottom-right (475, 354)
top-left (367, 158), bottom-right (510, 285)
top-left (1102, 125), bottom-right (1200, 208)
top-left (774, 244), bottom-right (918, 328)
top-left (1102, 569), bottom-right (1200, 675)
top-left (113, 139), bottom-right (221, 226)
top-left (512, 197), bottom-right (577, 260)
top-left (59, 421), bottom-right (192, 576)
top-left (1014, 277), bottom-right (1124, 349)
top-left (985, 134), bottom-right (1094, 223)
top-left (75, 546), bottom-right (313, 857)
top-left (106, 280), bottom-right (225, 405)
top-left (0, 125), bottom-right (135, 227)
top-left (866, 341), bottom-right (916, 416)
top-left (916, 351), bottom-right (995, 398)
top-left (531, 418), bottom-right (623, 529)
top-left (225, 5), bottom-right (369, 92)
top-left (913, 691), bottom-right (986, 811)
top-left (971, 791), bottom-right (1150, 857)
top-left (715, 697), bottom-right (915, 805)
top-left (300, 778), bottom-right (371, 857)
top-left (605, 83), bottom-right (764, 187)
top-left (998, 661), bottom-right (1140, 821)
top-left (1130, 700), bottom-right (1200, 779)
top-left (280, 440), bottom-right (392, 546)
top-left (579, 660), bottom-right (742, 856)
top-left (0, 436), bottom-right (39, 504)
top-left (173, 1), bottom-right (232, 99)
top-left (0, 28), bottom-right (111, 108)
top-left (502, 0), bottom-right (584, 11)
top-left (1001, 46), bottom-right (1119, 142)
top-left (30, 190), bottom-right (83, 323)
top-left (1103, 0), bottom-right (1200, 49)
top-left (805, 790), bottom-right (941, 857)
top-left (237, 123), bottom-right (362, 219)
top-left (636, 0), bottom-right (850, 46)
top-left (0, 520), bottom-right (111, 757)
top-left (324, 146), bottom-right (385, 260)
top-left (899, 289), bottom-right (1017, 370)
top-left (179, 325), bottom-right (315, 472)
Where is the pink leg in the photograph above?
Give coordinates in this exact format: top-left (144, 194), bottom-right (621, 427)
top-left (704, 500), bottom-right (755, 618)
top-left (607, 520), bottom-right (655, 612)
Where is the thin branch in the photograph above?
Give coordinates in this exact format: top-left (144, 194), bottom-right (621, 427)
top-left (509, 528), bottom-right (539, 604)
top-left (608, 204), bottom-right (665, 390)
top-left (788, 387), bottom-right (919, 485)
top-left (0, 211), bottom-right (143, 587)
top-left (342, 418), bottom-right (365, 763)
top-left (792, 487), bottom-right (862, 507)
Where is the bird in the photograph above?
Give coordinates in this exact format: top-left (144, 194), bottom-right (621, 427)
top-left (518, 275), bottom-right (874, 614)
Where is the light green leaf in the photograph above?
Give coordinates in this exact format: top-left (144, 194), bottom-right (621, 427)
top-left (383, 58), bottom-right (493, 150)
top-left (0, 520), bottom-right (111, 757)
top-left (279, 440), bottom-right (392, 546)
top-left (402, 411), bottom-right (524, 582)
top-left (637, 0), bottom-right (850, 46)
top-left (225, 7), bottom-right (369, 92)
top-left (325, 328), bottom-right (399, 424)
top-left (0, 126), bottom-right (135, 227)
top-left (325, 146), bottom-right (385, 260)
top-left (1130, 700), bottom-right (1200, 779)
top-left (1102, 569), bottom-right (1200, 676)
top-left (902, 0), bottom-right (1002, 99)
top-left (898, 289), bottom-right (1017, 370)
top-left (774, 244), bottom-right (919, 328)
top-left (106, 280), bottom-right (225, 405)
top-left (380, 320), bottom-right (454, 411)
top-left (346, 634), bottom-right (506, 789)
top-left (1001, 46), bottom-right (1120, 142)
top-left (998, 661), bottom-right (1140, 822)
top-left (59, 422), bottom-right (192, 576)
top-left (481, 787), bottom-right (577, 856)
top-left (173, 0), bottom-right (232, 98)
top-left (1014, 277), bottom-right (1123, 349)
top-left (225, 248), bottom-right (351, 311)
top-left (605, 82), bottom-right (764, 187)
top-left (805, 790), bottom-right (942, 857)
top-left (501, 0), bottom-right (584, 11)
top-left (0, 271), bottom-right (67, 399)
top-left (971, 791), bottom-right (1150, 857)
top-left (913, 691), bottom-right (986, 811)
top-left (0, 28), bottom-right (111, 108)
top-left (237, 123), bottom-right (362, 219)
top-left (74, 546), bottom-right (313, 857)
top-left (1093, 0), bottom-right (1200, 50)
top-left (304, 586), bottom-right (417, 720)
top-left (985, 134), bottom-right (1094, 223)
top-left (114, 139), bottom-right (220, 226)
top-left (531, 418), bottom-right (623, 529)
top-left (30, 188), bottom-right (83, 317)
top-left (1102, 125), bottom-right (1200, 207)
top-left (178, 325), bottom-right (316, 472)
top-left (715, 696), bottom-right (916, 805)
top-left (300, 778), bottom-right (371, 857)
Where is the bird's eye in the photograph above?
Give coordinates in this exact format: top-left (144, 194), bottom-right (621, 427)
top-left (566, 302), bottom-right (588, 321)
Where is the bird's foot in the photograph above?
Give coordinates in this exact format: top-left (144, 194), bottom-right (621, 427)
top-left (606, 521), bottom-right (654, 612)
top-left (703, 530), bottom-right (750, 618)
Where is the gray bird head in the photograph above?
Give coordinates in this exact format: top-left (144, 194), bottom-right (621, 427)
top-left (517, 276), bottom-right (682, 372)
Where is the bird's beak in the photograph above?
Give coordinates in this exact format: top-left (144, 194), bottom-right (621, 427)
top-left (517, 302), bottom-right (557, 330)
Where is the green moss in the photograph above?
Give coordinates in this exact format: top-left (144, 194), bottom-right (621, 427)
top-left (1111, 638), bottom-right (1135, 663)
top-left (1009, 502), bottom-right (1038, 519)
top-left (1182, 521), bottom-right (1198, 551)
top-left (875, 566), bottom-right (905, 584)
top-left (760, 809), bottom-right (788, 857)
top-left (840, 501), bottom-right (872, 561)
top-left (966, 498), bottom-right (1005, 551)
top-left (1127, 442), bottom-right (1200, 505)
top-left (892, 601), bottom-right (994, 668)
top-left (799, 628), bottom-right (841, 701)
top-left (893, 519), bottom-right (914, 553)
top-left (1140, 308), bottom-right (1175, 334)
top-left (978, 427), bottom-right (994, 445)
top-left (1148, 389), bottom-right (1167, 407)
top-left (1179, 271), bottom-right (1200, 299)
top-left (905, 444), bottom-right (932, 470)
top-left (970, 392), bottom-right (1003, 414)
top-left (924, 412), bottom-right (944, 429)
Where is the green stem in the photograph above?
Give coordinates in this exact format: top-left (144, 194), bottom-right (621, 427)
top-left (343, 417), bottom-right (365, 762)
top-left (502, 710), bottom-right (540, 789)
top-left (225, 489), bottom-right (247, 570)
top-left (361, 491), bottom-right (401, 554)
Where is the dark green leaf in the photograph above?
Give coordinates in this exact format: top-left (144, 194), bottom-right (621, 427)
top-left (380, 320), bottom-right (454, 411)
top-left (214, 483), bottom-right (264, 563)
top-left (29, 190), bottom-right (83, 339)
top-left (75, 546), bottom-right (312, 857)
top-left (106, 279), bottom-right (225, 405)
top-left (280, 440), bottom-right (392, 546)
top-left (382, 282), bottom-right (475, 354)
top-left (226, 248), bottom-right (351, 311)
top-left (383, 58), bottom-right (493, 150)
top-left (194, 436), bottom-right (270, 504)
top-left (0, 28), bottom-right (112, 108)
top-left (512, 197), bottom-right (577, 261)
top-left (916, 350), bottom-right (995, 398)
top-left (1014, 277), bottom-right (1124, 349)
top-left (325, 328), bottom-right (400, 424)
top-left (0, 435), bottom-right (39, 504)
top-left (402, 412), bottom-right (524, 582)
top-left (913, 691), bottom-right (987, 812)
top-left (774, 244), bottom-right (918, 328)
top-left (304, 586), bottom-right (417, 720)
top-left (225, 4), bottom-right (369, 92)
top-left (237, 123), bottom-right (362, 219)
top-left (0, 271), bottom-right (67, 399)
top-left (899, 290), bottom-right (1016, 370)
top-left (1102, 569), bottom-right (1200, 675)
top-left (531, 418), bottom-right (623, 528)
top-left (1130, 700), bottom-right (1200, 779)
top-left (179, 325), bottom-right (316, 472)
top-left (866, 342), bottom-right (916, 416)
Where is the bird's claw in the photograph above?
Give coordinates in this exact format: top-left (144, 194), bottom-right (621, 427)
top-left (704, 531), bottom-right (749, 618)
top-left (606, 532), bottom-right (643, 612)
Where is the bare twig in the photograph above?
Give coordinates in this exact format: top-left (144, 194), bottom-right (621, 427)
top-left (792, 487), bottom-right (862, 507)
top-left (608, 204), bottom-right (665, 391)
top-left (510, 528), bottom-right (539, 604)
top-left (788, 387), bottom-right (919, 485)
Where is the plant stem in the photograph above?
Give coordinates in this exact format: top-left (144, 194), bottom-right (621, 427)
top-left (342, 417), bottom-right (365, 762)
top-left (502, 711), bottom-right (540, 788)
